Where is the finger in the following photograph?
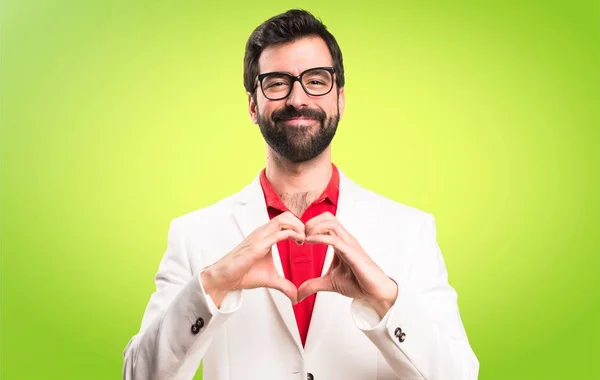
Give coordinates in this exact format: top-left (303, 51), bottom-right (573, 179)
top-left (247, 230), bottom-right (304, 258)
top-left (304, 211), bottom-right (336, 230)
top-left (304, 234), bottom-right (357, 267)
top-left (305, 232), bottom-right (342, 247)
top-left (306, 219), bottom-right (350, 241)
top-left (297, 276), bottom-right (332, 303)
top-left (275, 211), bottom-right (307, 243)
top-left (269, 211), bottom-right (305, 236)
top-left (268, 276), bottom-right (299, 304)
top-left (261, 229), bottom-right (306, 251)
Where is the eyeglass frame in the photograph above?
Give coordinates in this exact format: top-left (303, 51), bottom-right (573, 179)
top-left (254, 66), bottom-right (336, 100)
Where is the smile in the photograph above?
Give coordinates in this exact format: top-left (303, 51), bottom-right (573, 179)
top-left (279, 117), bottom-right (317, 122)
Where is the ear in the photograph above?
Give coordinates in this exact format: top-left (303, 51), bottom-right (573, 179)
top-left (248, 92), bottom-right (258, 124)
top-left (337, 86), bottom-right (345, 120)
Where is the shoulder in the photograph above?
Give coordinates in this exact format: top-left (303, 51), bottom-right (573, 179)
top-left (341, 171), bottom-right (433, 227)
top-left (364, 187), bottom-right (430, 219)
top-left (167, 189), bottom-right (243, 234)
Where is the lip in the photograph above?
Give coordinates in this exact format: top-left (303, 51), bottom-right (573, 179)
top-left (279, 117), bottom-right (317, 122)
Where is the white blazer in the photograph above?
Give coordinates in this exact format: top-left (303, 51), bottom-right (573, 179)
top-left (123, 169), bottom-right (479, 380)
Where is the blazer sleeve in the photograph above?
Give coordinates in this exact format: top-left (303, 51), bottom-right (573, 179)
top-left (350, 213), bottom-right (479, 380)
top-left (122, 218), bottom-right (242, 380)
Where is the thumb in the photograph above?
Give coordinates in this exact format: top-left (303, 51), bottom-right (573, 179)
top-left (268, 276), bottom-right (299, 304)
top-left (297, 276), bottom-right (331, 303)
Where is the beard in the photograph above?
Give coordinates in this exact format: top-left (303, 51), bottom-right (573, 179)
top-left (256, 102), bottom-right (340, 163)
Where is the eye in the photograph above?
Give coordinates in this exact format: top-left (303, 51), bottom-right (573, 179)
top-left (266, 81), bottom-right (288, 88)
top-left (303, 70), bottom-right (332, 88)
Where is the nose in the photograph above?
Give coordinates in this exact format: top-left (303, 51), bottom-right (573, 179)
top-left (285, 80), bottom-right (309, 109)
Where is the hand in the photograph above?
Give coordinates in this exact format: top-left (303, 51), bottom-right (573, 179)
top-left (297, 212), bottom-right (398, 318)
top-left (201, 211), bottom-right (305, 307)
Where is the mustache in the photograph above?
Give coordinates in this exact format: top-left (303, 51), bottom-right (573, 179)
top-left (271, 106), bottom-right (326, 122)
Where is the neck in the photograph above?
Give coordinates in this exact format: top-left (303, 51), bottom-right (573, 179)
top-left (264, 147), bottom-right (333, 215)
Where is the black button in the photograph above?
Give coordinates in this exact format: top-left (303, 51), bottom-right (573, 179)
top-left (307, 373), bottom-right (314, 380)
top-left (191, 324), bottom-right (200, 334)
top-left (399, 332), bottom-right (406, 343)
top-left (394, 327), bottom-right (403, 338)
top-left (195, 317), bottom-right (204, 328)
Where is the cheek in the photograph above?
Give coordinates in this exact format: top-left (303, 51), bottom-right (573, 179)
top-left (321, 93), bottom-right (340, 113)
top-left (325, 100), bottom-right (340, 116)
top-left (260, 101), bottom-right (287, 118)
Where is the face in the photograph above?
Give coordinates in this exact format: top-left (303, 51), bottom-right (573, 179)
top-left (248, 36), bottom-right (345, 163)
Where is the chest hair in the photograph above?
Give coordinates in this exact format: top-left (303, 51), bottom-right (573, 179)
top-left (281, 191), bottom-right (318, 217)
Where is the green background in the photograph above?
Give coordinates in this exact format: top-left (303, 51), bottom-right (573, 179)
top-left (1, 0), bottom-right (598, 379)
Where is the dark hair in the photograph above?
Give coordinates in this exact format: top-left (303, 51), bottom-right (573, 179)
top-left (243, 9), bottom-right (345, 95)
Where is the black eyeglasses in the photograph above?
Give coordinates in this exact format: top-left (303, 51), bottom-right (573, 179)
top-left (254, 67), bottom-right (335, 100)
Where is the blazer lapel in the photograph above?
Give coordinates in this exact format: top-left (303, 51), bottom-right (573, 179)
top-left (304, 170), bottom-right (368, 355)
top-left (232, 175), bottom-right (304, 356)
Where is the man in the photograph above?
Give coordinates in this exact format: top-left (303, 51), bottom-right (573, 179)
top-left (123, 9), bottom-right (478, 380)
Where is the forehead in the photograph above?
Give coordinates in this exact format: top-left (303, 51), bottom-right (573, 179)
top-left (258, 36), bottom-right (333, 75)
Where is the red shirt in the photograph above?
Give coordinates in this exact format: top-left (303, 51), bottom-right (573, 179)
top-left (259, 164), bottom-right (340, 347)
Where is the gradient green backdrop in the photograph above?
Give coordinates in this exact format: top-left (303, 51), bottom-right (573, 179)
top-left (1, 1), bottom-right (598, 379)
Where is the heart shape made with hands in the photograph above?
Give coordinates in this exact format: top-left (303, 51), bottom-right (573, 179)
top-left (281, 211), bottom-right (398, 317)
top-left (203, 210), bottom-right (396, 318)
top-left (290, 212), bottom-right (358, 303)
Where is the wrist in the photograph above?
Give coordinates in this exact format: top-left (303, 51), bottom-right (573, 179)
top-left (200, 267), bottom-right (228, 308)
top-left (367, 279), bottom-right (398, 319)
